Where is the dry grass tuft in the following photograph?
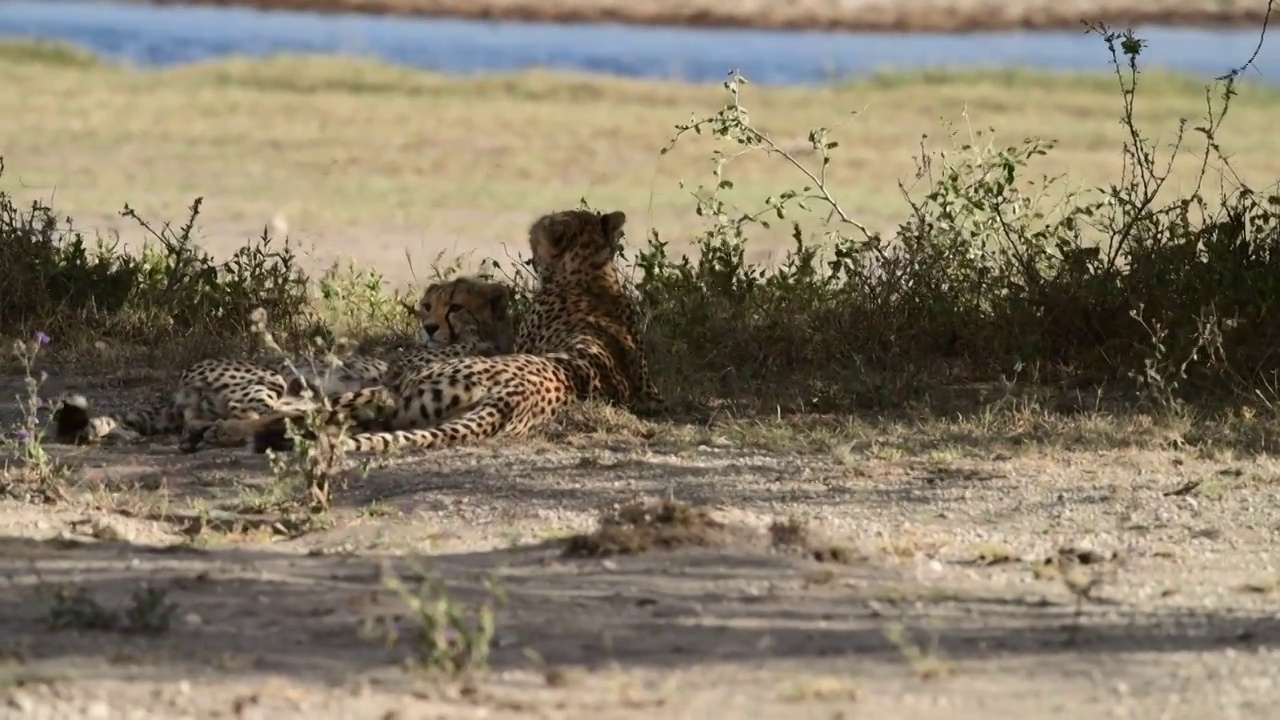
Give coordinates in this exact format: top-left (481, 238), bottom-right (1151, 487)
top-left (562, 502), bottom-right (861, 562)
top-left (562, 499), bottom-right (733, 557)
top-left (768, 516), bottom-right (860, 564)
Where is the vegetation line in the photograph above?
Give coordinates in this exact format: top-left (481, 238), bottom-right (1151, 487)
top-left (133, 0), bottom-right (1276, 35)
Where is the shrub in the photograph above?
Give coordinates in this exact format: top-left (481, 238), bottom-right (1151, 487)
top-left (627, 24), bottom-right (1280, 417)
top-left (0, 171), bottom-right (421, 366)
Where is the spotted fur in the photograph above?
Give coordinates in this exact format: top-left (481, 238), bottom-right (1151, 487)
top-left (241, 207), bottom-right (664, 455)
top-left (52, 276), bottom-right (514, 450)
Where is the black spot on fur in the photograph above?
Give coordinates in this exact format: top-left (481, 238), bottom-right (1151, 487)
top-left (285, 377), bottom-right (311, 396)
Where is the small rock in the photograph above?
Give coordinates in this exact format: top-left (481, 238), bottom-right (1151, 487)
top-left (7, 691), bottom-right (33, 713)
top-left (88, 516), bottom-right (133, 542)
top-left (650, 602), bottom-right (703, 619)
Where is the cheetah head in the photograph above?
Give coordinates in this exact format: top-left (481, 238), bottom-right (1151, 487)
top-left (528, 208), bottom-right (626, 282)
top-left (408, 276), bottom-right (514, 352)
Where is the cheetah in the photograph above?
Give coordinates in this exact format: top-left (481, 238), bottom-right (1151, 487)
top-left (239, 207), bottom-right (664, 455)
top-left (51, 276), bottom-right (515, 449)
top-left (291, 274), bottom-right (515, 396)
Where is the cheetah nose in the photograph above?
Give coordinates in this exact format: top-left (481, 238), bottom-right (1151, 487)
top-left (422, 323), bottom-right (439, 337)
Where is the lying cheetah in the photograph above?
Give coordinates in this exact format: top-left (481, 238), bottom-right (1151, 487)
top-left (52, 276), bottom-right (515, 449)
top-left (291, 274), bottom-right (515, 396)
top-left (238, 207), bottom-right (664, 454)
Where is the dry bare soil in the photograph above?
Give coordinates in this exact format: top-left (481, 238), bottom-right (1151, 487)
top-left (2, 376), bottom-right (1280, 719)
top-left (134, 0), bottom-right (1276, 34)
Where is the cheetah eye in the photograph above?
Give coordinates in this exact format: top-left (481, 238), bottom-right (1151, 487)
top-left (447, 303), bottom-right (464, 313)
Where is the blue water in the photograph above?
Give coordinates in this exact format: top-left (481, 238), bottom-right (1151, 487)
top-left (0, 0), bottom-right (1278, 85)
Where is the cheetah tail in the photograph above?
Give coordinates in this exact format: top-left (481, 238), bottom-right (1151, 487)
top-left (339, 398), bottom-right (509, 454)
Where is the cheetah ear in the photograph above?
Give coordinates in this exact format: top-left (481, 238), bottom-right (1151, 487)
top-left (600, 210), bottom-right (627, 238)
top-left (483, 282), bottom-right (512, 319)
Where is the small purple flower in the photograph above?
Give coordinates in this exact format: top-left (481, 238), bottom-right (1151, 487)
top-left (14, 430), bottom-right (30, 442)
top-left (34, 332), bottom-right (49, 346)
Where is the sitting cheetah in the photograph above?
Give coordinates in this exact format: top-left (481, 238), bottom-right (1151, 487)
top-left (52, 276), bottom-right (515, 448)
top-left (237, 207), bottom-right (664, 454)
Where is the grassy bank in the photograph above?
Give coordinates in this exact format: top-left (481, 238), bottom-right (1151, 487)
top-left (133, 0), bottom-right (1276, 33)
top-left (3, 40), bottom-right (1280, 278)
top-left (4, 30), bottom-right (1280, 450)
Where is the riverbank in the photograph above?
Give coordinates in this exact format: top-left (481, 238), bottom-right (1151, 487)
top-left (132, 0), bottom-right (1274, 33)
top-left (4, 44), bottom-right (1280, 284)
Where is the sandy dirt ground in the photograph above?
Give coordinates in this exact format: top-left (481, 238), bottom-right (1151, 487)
top-left (134, 0), bottom-right (1276, 33)
top-left (2, 374), bottom-right (1279, 719)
